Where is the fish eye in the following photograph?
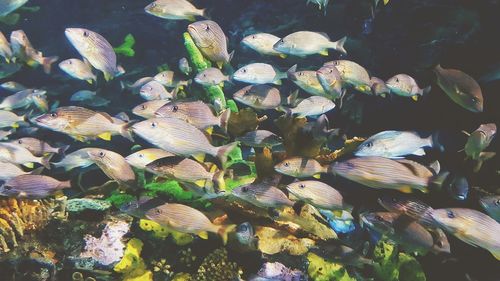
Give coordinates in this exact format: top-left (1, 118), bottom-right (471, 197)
top-left (204, 24), bottom-right (210, 31)
top-left (138, 154), bottom-right (144, 158)
top-left (151, 122), bottom-right (157, 128)
top-left (242, 68), bottom-right (247, 73)
top-left (446, 210), bottom-right (455, 219)
top-left (471, 97), bottom-right (478, 103)
top-left (203, 74), bottom-right (207, 77)
top-left (240, 224), bottom-right (248, 231)
top-left (279, 39), bottom-right (284, 43)
top-left (140, 104), bottom-right (146, 110)
top-left (155, 209), bottom-right (161, 214)
top-left (251, 35), bottom-right (256, 39)
top-left (50, 112), bottom-right (58, 118)
top-left (299, 183), bottom-right (305, 189)
top-left (17, 140), bottom-right (22, 144)
top-left (395, 78), bottom-right (399, 83)
top-left (334, 61), bottom-right (339, 66)
top-left (375, 215), bottom-right (384, 221)
top-left (364, 142), bottom-right (373, 148)
top-left (4, 186), bottom-right (12, 190)
top-left (98, 151), bottom-right (105, 157)
top-left (68, 60), bottom-right (72, 65)
top-left (242, 186), bottom-right (249, 192)
top-left (283, 161), bottom-right (290, 167)
top-left (391, 197), bottom-right (397, 203)
top-left (83, 31), bottom-right (89, 37)
top-left (172, 105), bottom-right (178, 112)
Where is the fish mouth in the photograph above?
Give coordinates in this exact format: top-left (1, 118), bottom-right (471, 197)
top-left (187, 25), bottom-right (196, 34)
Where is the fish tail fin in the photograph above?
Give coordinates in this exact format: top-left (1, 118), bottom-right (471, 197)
top-left (423, 85), bottom-right (432, 95)
top-left (218, 108), bottom-right (231, 133)
top-left (119, 122), bottom-right (135, 142)
top-left (42, 56), bottom-right (59, 74)
top-left (216, 142), bottom-right (238, 168)
top-left (332, 36), bottom-right (347, 55)
top-left (212, 169), bottom-right (226, 192)
top-left (217, 224), bottom-right (237, 245)
top-left (57, 145), bottom-right (70, 156)
top-left (29, 167), bottom-right (45, 175)
top-left (41, 153), bottom-right (54, 169)
top-left (113, 34), bottom-right (136, 57)
top-left (61, 180), bottom-right (72, 189)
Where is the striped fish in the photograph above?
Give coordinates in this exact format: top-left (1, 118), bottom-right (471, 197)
top-left (0, 174), bottom-right (70, 199)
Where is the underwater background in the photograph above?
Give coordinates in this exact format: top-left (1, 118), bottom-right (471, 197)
top-left (0, 0), bottom-right (499, 280)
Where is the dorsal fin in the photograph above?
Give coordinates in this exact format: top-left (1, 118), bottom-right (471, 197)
top-left (317, 32), bottom-right (330, 40)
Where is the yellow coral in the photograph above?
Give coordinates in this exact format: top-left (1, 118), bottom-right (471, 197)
top-left (114, 238), bottom-right (153, 281)
top-left (139, 219), bottom-right (193, 245)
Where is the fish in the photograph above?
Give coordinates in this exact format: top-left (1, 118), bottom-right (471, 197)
top-left (370, 77), bottom-right (390, 97)
top-left (10, 30), bottom-right (58, 74)
top-left (194, 67), bottom-right (230, 87)
top-left (0, 31), bottom-right (13, 63)
top-left (395, 159), bottom-right (437, 180)
top-left (386, 74), bottom-right (431, 101)
top-left (9, 137), bottom-right (68, 157)
top-left (86, 148), bottom-right (136, 189)
top-left (232, 84), bottom-right (281, 110)
top-left (331, 157), bottom-right (430, 193)
top-left (52, 148), bottom-right (95, 171)
top-left (139, 80), bottom-right (176, 100)
top-left (434, 65), bottom-right (483, 112)
top-left (154, 100), bottom-right (230, 131)
top-left (0, 129), bottom-right (12, 140)
top-left (232, 181), bottom-right (294, 209)
top-left (301, 114), bottom-right (339, 142)
top-left (34, 106), bottom-right (133, 142)
top-left (286, 180), bottom-right (346, 210)
top-left (360, 212), bottom-right (445, 254)
top-left (236, 130), bottom-right (282, 148)
top-left (132, 100), bottom-right (170, 119)
top-left (431, 208), bottom-right (500, 260)
top-left (0, 142), bottom-right (51, 169)
top-left (354, 131), bottom-right (437, 158)
top-left (132, 117), bottom-right (237, 165)
top-left (479, 195), bottom-right (500, 222)
top-left (273, 31), bottom-right (347, 57)
top-left (65, 28), bottom-right (124, 81)
top-left (282, 96), bottom-right (336, 117)
top-left (146, 156), bottom-right (224, 189)
top-left (153, 70), bottom-right (189, 88)
top-left (124, 76), bottom-right (154, 95)
top-left (0, 174), bottom-right (71, 199)
top-left (235, 222), bottom-right (257, 248)
top-left (0, 110), bottom-right (25, 128)
top-left (464, 123), bottom-right (497, 160)
top-left (125, 148), bottom-right (175, 170)
top-left (377, 194), bottom-right (437, 228)
top-left (30, 90), bottom-right (49, 112)
top-left (178, 57), bottom-right (192, 75)
top-left (0, 0), bottom-right (28, 17)
top-left (0, 88), bottom-right (46, 110)
top-left (438, 172), bottom-right (469, 201)
top-left (70, 90), bottom-right (97, 101)
top-left (316, 64), bottom-right (343, 99)
top-left (144, 0), bottom-right (205, 21)
top-left (274, 157), bottom-right (328, 178)
top-left (288, 66), bottom-right (330, 97)
top-left (188, 20), bottom-right (232, 68)
top-left (0, 81), bottom-right (26, 92)
top-left (0, 162), bottom-right (43, 181)
top-left (145, 202), bottom-right (236, 244)
top-left (233, 63), bottom-right (287, 85)
top-left (241, 33), bottom-right (284, 57)
top-left (324, 60), bottom-right (371, 94)
top-left (58, 58), bottom-right (97, 84)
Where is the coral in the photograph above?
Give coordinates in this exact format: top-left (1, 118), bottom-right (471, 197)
top-left (67, 198), bottom-right (111, 214)
top-left (80, 219), bottom-right (130, 266)
top-left (255, 226), bottom-right (315, 255)
top-left (114, 238), bottom-right (153, 281)
top-left (315, 137), bottom-right (365, 164)
top-left (178, 247), bottom-right (197, 268)
top-left (139, 219), bottom-right (194, 245)
top-left (195, 248), bottom-right (241, 281)
top-left (144, 180), bottom-right (194, 202)
top-left (172, 273), bottom-right (193, 281)
top-left (255, 262), bottom-right (305, 281)
top-left (105, 191), bottom-right (135, 208)
top-left (274, 115), bottom-right (324, 157)
top-left (150, 258), bottom-right (173, 278)
top-left (0, 197), bottom-right (66, 252)
top-left (373, 241), bottom-right (426, 281)
top-left (227, 108), bottom-right (267, 137)
top-left (113, 33), bottom-right (136, 57)
top-left (307, 252), bottom-right (355, 281)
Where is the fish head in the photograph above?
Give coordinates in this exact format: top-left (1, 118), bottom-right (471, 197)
top-left (459, 90), bottom-right (483, 113)
top-left (286, 181), bottom-right (309, 198)
top-left (188, 20), bottom-right (220, 49)
top-left (10, 30), bottom-right (30, 51)
top-left (479, 195), bottom-right (500, 214)
top-left (132, 101), bottom-right (156, 118)
top-left (154, 101), bottom-right (181, 118)
top-left (144, 1), bottom-right (165, 17)
top-left (132, 118), bottom-right (162, 139)
top-left (430, 208), bottom-right (464, 232)
top-left (317, 65), bottom-right (340, 83)
top-left (385, 74), bottom-right (405, 92)
top-left (34, 109), bottom-right (71, 131)
top-left (125, 151), bottom-right (147, 168)
top-left (360, 212), bottom-right (396, 235)
top-left (58, 59), bottom-right (78, 72)
top-left (236, 222), bottom-right (255, 246)
top-left (272, 37), bottom-right (293, 53)
top-left (233, 66), bottom-right (254, 82)
top-left (274, 158), bottom-right (300, 176)
top-left (231, 184), bottom-right (256, 202)
top-left (140, 81), bottom-right (163, 100)
top-left (353, 139), bottom-right (381, 157)
top-left (464, 130), bottom-right (488, 158)
top-left (65, 28), bottom-right (96, 51)
top-left (153, 71), bottom-right (174, 85)
top-left (194, 71), bottom-right (211, 86)
top-left (86, 148), bottom-right (108, 163)
top-left (0, 183), bottom-right (19, 197)
top-left (232, 85), bottom-right (254, 104)
top-left (447, 175), bottom-right (469, 201)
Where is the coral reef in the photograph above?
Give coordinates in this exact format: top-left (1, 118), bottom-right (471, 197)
top-left (139, 219), bottom-right (194, 246)
top-left (255, 226), bottom-right (315, 255)
top-left (150, 258), bottom-right (173, 278)
top-left (307, 252), bottom-right (355, 281)
top-left (195, 248), bottom-right (241, 281)
top-left (67, 198), bottom-right (111, 215)
top-left (372, 241), bottom-right (426, 281)
top-left (254, 262), bottom-right (305, 281)
top-left (114, 238), bottom-right (153, 281)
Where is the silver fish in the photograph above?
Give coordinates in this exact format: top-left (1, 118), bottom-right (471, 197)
top-left (236, 130), bottom-right (282, 148)
top-left (70, 90), bottom-right (97, 101)
top-left (233, 63), bottom-right (286, 85)
top-left (241, 33), bottom-right (284, 57)
top-left (0, 174), bottom-right (70, 199)
top-left (153, 70), bottom-right (189, 88)
top-left (386, 74), bottom-right (430, 101)
top-left (273, 31), bottom-right (347, 57)
top-left (194, 67), bottom-right (230, 86)
top-left (0, 142), bottom-right (51, 169)
top-left (86, 148), bottom-right (136, 188)
top-left (53, 148), bottom-right (95, 171)
top-left (188, 20), bottom-right (232, 68)
top-left (324, 60), bottom-right (371, 94)
top-left (232, 181), bottom-right (294, 209)
top-left (317, 64), bottom-right (343, 99)
top-left (0, 81), bottom-right (26, 92)
top-left (9, 137), bottom-right (67, 157)
top-left (58, 58), bottom-right (96, 84)
top-left (288, 66), bottom-right (329, 97)
top-left (0, 0), bottom-right (28, 17)
top-left (0, 31), bottom-right (13, 63)
top-left (125, 148), bottom-right (174, 170)
top-left (284, 96), bottom-right (335, 117)
top-left (286, 180), bottom-right (345, 210)
top-left (0, 88), bottom-right (46, 110)
top-left (10, 30), bottom-right (58, 74)
top-left (274, 157), bottom-right (328, 178)
top-left (144, 0), bottom-right (205, 21)
top-left (233, 84), bottom-right (281, 110)
top-left (0, 110), bottom-right (25, 128)
top-left (354, 131), bottom-right (436, 158)
top-left (0, 161), bottom-right (41, 181)
top-left (139, 80), bottom-right (175, 100)
top-left (132, 99), bottom-right (170, 119)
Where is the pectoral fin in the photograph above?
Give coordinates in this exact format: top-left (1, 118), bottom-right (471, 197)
top-left (319, 49), bottom-right (329, 56)
top-left (313, 174), bottom-right (321, 179)
top-left (98, 132), bottom-right (112, 141)
top-left (198, 231), bottom-right (209, 239)
top-left (412, 148), bottom-right (426, 156)
top-left (23, 163), bottom-right (34, 169)
top-left (411, 95), bottom-right (419, 101)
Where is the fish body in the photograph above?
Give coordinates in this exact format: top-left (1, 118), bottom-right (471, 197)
top-left (0, 88), bottom-right (46, 110)
top-left (233, 84), bottom-right (281, 110)
top-left (139, 80), bottom-right (175, 100)
top-left (132, 117), bottom-right (237, 165)
top-left (274, 157), bottom-right (328, 178)
top-left (0, 142), bottom-right (51, 168)
top-left (0, 161), bottom-right (40, 181)
top-left (10, 30), bottom-right (58, 74)
top-left (236, 130), bottom-right (282, 148)
top-left (273, 31), bottom-right (346, 57)
top-left (52, 148), bottom-right (94, 171)
top-left (0, 110), bottom-right (24, 128)
top-left (324, 60), bottom-right (371, 94)
top-left (144, 0), bottom-right (205, 21)
top-left (132, 100), bottom-right (170, 118)
top-left (0, 31), bottom-right (13, 62)
top-left (377, 195), bottom-right (436, 228)
top-left (86, 148), bottom-right (136, 188)
top-left (431, 208), bottom-right (500, 260)
top-left (286, 180), bottom-right (345, 210)
top-left (465, 123), bottom-right (497, 160)
top-left (58, 58), bottom-right (96, 83)
top-left (0, 174), bottom-right (70, 199)
top-left (70, 90), bottom-right (96, 101)
top-left (370, 77), bottom-right (390, 97)
top-left (354, 131), bottom-right (434, 158)
top-left (125, 148), bottom-right (174, 170)
top-left (232, 181), bottom-right (294, 209)
top-left (65, 28), bottom-right (123, 81)
top-left (285, 96), bottom-right (335, 117)
top-left (386, 74), bottom-right (430, 101)
top-left (0, 0), bottom-right (28, 17)
top-left (178, 57), bottom-right (192, 75)
top-left (145, 202), bottom-right (236, 244)
top-left (153, 70), bottom-right (189, 88)
top-left (331, 157), bottom-right (430, 193)
top-left (233, 63), bottom-right (286, 85)
top-left (479, 195), bottom-right (500, 222)
top-left (241, 33), bottom-right (283, 57)
top-left (154, 100), bottom-right (230, 131)
top-left (0, 81), bottom-right (26, 92)
top-left (316, 64), bottom-right (343, 98)
top-left (34, 106), bottom-right (133, 142)
top-left (188, 20), bottom-right (231, 68)
top-left (194, 67), bottom-right (230, 86)
top-left (434, 65), bottom-right (483, 112)
top-left (288, 68), bottom-right (329, 97)
top-left (10, 137), bottom-right (67, 156)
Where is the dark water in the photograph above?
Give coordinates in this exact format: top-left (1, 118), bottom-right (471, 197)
top-left (1, 0), bottom-right (499, 280)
